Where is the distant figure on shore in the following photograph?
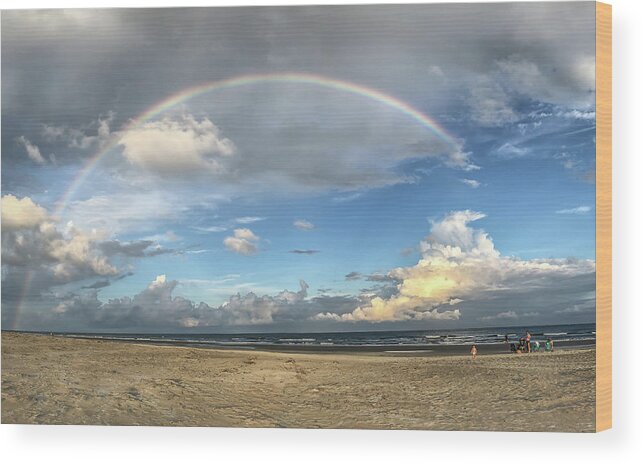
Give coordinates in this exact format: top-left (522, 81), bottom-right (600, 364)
top-left (525, 330), bottom-right (532, 353)
top-left (470, 344), bottom-right (478, 360)
top-left (546, 338), bottom-right (555, 352)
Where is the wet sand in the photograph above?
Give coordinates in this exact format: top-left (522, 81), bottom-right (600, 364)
top-left (1, 332), bottom-right (596, 431)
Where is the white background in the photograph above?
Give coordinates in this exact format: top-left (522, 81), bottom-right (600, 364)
top-left (1, 0), bottom-right (641, 462)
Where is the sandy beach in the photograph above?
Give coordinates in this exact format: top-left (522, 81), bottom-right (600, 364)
top-left (1, 332), bottom-right (595, 431)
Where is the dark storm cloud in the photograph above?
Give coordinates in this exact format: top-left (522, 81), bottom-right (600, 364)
top-left (79, 271), bottom-right (134, 289)
top-left (460, 272), bottom-right (597, 326)
top-left (81, 280), bottom-right (110, 290)
top-left (35, 277), bottom-right (361, 331)
top-left (2, 3), bottom-right (595, 168)
top-left (365, 273), bottom-right (397, 282)
top-left (344, 272), bottom-right (361, 281)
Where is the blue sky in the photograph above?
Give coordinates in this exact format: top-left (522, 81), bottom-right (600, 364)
top-left (1, 4), bottom-right (597, 332)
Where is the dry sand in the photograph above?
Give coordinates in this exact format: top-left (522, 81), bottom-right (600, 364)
top-left (1, 332), bottom-right (595, 431)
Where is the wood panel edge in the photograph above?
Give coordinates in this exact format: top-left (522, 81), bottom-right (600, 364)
top-left (595, 0), bottom-right (612, 433)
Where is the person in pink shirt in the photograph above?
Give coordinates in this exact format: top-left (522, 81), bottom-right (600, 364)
top-left (525, 331), bottom-right (532, 353)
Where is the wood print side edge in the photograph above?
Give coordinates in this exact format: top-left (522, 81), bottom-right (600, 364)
top-left (595, 1), bottom-right (612, 433)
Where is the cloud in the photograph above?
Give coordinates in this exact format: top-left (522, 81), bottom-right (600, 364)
top-left (16, 136), bottom-right (46, 164)
top-left (65, 191), bottom-right (183, 235)
top-left (289, 249), bottom-right (320, 255)
top-left (556, 206), bottom-right (592, 215)
top-left (478, 310), bottom-right (540, 321)
top-left (468, 78), bottom-right (519, 127)
top-left (4, 3), bottom-right (597, 197)
top-left (118, 114), bottom-right (236, 176)
top-left (42, 224), bottom-right (118, 280)
top-left (99, 239), bottom-right (174, 257)
top-left (1, 194), bottom-right (51, 230)
top-left (80, 272), bottom-right (135, 290)
top-left (495, 55), bottom-right (595, 109)
top-left (408, 139), bottom-right (478, 172)
top-left (496, 143), bottom-right (528, 159)
top-left (460, 179), bottom-right (481, 189)
top-left (192, 218), bottom-right (263, 235)
top-left (232, 228), bottom-right (258, 241)
top-left (235, 216), bottom-right (265, 224)
top-left (428, 65), bottom-right (445, 79)
top-left (42, 112), bottom-right (115, 153)
top-left (223, 228), bottom-right (259, 255)
top-left (557, 110), bottom-right (596, 120)
top-left (46, 276), bottom-right (316, 329)
top-left (344, 272), bottom-right (395, 282)
top-left (366, 273), bottom-right (396, 282)
top-left (555, 303), bottom-right (594, 314)
top-left (82, 280), bottom-right (111, 290)
top-left (315, 304), bottom-right (461, 322)
top-left (217, 280), bottom-right (310, 325)
top-left (293, 219), bottom-right (315, 231)
top-left (193, 225), bottom-right (228, 233)
top-left (48, 275), bottom-right (203, 328)
top-left (142, 231), bottom-right (180, 243)
top-left (479, 311), bottom-right (518, 321)
top-left (185, 249), bottom-right (213, 255)
top-left (1, 196), bottom-right (118, 283)
top-left (468, 52), bottom-right (595, 128)
top-left (114, 271), bottom-right (135, 281)
top-left (315, 210), bottom-right (595, 322)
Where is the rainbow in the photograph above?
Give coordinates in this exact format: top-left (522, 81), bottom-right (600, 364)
top-left (13, 72), bottom-right (458, 330)
top-left (54, 72), bottom-right (459, 214)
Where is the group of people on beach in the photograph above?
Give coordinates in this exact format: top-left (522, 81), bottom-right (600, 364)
top-left (509, 330), bottom-right (555, 354)
top-left (470, 330), bottom-right (555, 359)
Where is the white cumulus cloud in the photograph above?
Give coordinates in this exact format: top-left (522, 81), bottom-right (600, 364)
top-left (2, 195), bottom-right (118, 282)
top-left (293, 219), bottom-right (315, 230)
top-left (460, 179), bottom-right (481, 188)
top-left (2, 194), bottom-right (51, 230)
top-left (315, 210), bottom-right (595, 323)
top-left (223, 228), bottom-right (259, 255)
top-left (118, 114), bottom-right (236, 176)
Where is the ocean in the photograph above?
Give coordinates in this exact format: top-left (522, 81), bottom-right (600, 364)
top-left (42, 322), bottom-right (596, 354)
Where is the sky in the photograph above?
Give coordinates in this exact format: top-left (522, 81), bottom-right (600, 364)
top-left (1, 3), bottom-right (597, 333)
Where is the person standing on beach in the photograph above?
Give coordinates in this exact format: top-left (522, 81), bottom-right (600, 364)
top-left (470, 344), bottom-right (478, 360)
top-left (525, 330), bottom-right (532, 353)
